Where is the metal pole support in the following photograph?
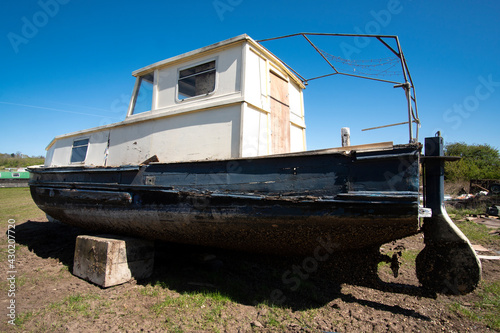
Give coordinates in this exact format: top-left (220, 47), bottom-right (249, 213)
top-left (416, 134), bottom-right (481, 294)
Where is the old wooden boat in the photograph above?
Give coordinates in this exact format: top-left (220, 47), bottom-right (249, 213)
top-left (28, 33), bottom-right (481, 293)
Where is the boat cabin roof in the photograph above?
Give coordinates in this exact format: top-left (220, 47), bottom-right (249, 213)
top-left (132, 34), bottom-right (304, 87)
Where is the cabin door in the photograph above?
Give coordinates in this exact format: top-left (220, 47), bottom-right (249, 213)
top-left (269, 71), bottom-right (290, 154)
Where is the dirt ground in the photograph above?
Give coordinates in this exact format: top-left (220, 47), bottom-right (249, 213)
top-left (1, 211), bottom-right (499, 333)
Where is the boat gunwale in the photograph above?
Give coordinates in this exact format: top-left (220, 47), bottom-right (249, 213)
top-left (29, 141), bottom-right (420, 173)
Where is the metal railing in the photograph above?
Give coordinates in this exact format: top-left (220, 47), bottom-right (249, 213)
top-left (258, 33), bottom-right (421, 143)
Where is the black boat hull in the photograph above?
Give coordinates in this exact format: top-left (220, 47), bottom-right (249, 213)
top-left (29, 144), bottom-right (421, 255)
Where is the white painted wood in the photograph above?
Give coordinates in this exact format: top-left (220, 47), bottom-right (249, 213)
top-left (86, 131), bottom-right (109, 166)
top-left (241, 103), bottom-right (269, 157)
top-left (245, 47), bottom-right (268, 111)
top-left (155, 46), bottom-right (242, 111)
top-left (44, 145), bottom-right (54, 166)
top-left (148, 105), bottom-right (241, 163)
top-left (45, 35), bottom-right (307, 167)
top-left (46, 139), bottom-right (72, 166)
top-left (290, 123), bottom-right (305, 153)
top-left (106, 105), bottom-right (241, 165)
top-left (289, 81), bottom-right (303, 118)
top-left (106, 122), bottom-right (153, 166)
top-left (132, 34), bottom-right (249, 77)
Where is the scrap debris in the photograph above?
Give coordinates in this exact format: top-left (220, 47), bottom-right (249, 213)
top-left (466, 215), bottom-right (500, 229)
top-left (471, 244), bottom-right (500, 260)
top-left (466, 211), bottom-right (500, 261)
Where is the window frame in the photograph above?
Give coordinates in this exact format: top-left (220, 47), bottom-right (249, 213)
top-left (176, 59), bottom-right (217, 102)
top-left (70, 137), bottom-right (90, 164)
top-left (127, 71), bottom-right (156, 117)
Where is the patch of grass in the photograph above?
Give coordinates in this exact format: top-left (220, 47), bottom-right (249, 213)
top-left (449, 302), bottom-right (479, 320)
top-left (206, 290), bottom-right (231, 304)
top-left (0, 188), bottom-right (45, 262)
top-left (454, 219), bottom-right (499, 247)
top-left (379, 248), bottom-right (419, 274)
top-left (256, 305), bottom-right (289, 330)
top-left (11, 293), bottom-right (102, 329)
top-left (446, 206), bottom-right (484, 220)
top-left (445, 205), bottom-right (499, 247)
top-left (16, 274), bottom-right (28, 288)
top-left (44, 293), bottom-right (102, 323)
top-left (140, 284), bottom-right (161, 297)
top-left (208, 293), bottom-right (232, 327)
top-left (150, 290), bottom-right (231, 332)
top-left (17, 267), bottom-right (68, 289)
top-left (151, 290), bottom-right (229, 315)
top-left (450, 281), bottom-right (500, 330)
top-left (163, 320), bottom-right (184, 333)
top-left (400, 249), bottom-right (419, 266)
top-left (0, 188), bottom-right (45, 225)
top-left (297, 308), bottom-right (318, 329)
top-left (204, 303), bottom-right (223, 323)
top-left (266, 312), bottom-right (281, 328)
top-left (13, 311), bottom-right (34, 326)
top-left (58, 265), bottom-right (70, 277)
top-left (49, 294), bottom-right (101, 317)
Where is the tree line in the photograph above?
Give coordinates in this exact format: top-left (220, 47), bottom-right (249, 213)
top-left (444, 142), bottom-right (500, 181)
top-left (0, 153), bottom-right (45, 169)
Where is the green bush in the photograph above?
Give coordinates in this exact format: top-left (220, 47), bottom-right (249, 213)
top-left (0, 153), bottom-right (44, 169)
top-left (444, 142), bottom-right (500, 181)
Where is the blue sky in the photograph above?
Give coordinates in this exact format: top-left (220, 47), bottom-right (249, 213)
top-left (1, 0), bottom-right (499, 156)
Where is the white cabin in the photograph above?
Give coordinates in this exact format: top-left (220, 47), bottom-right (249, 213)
top-left (45, 34), bottom-right (306, 167)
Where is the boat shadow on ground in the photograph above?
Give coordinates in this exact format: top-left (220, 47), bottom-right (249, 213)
top-left (15, 220), bottom-right (434, 319)
top-left (149, 242), bottom-right (435, 316)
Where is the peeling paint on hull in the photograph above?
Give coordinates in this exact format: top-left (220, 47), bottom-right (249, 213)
top-left (33, 196), bottom-right (419, 256)
top-left (29, 144), bottom-right (421, 255)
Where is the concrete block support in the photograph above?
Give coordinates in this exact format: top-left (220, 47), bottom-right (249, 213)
top-left (73, 235), bottom-right (154, 287)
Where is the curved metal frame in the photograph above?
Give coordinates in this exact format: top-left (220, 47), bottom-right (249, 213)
top-left (257, 33), bottom-right (421, 143)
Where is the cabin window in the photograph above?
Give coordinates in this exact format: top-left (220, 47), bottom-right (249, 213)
top-left (70, 138), bottom-right (89, 163)
top-left (178, 60), bottom-right (216, 100)
top-left (131, 72), bottom-right (154, 114)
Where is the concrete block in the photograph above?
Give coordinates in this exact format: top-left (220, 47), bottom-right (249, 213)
top-left (73, 235), bottom-right (154, 287)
